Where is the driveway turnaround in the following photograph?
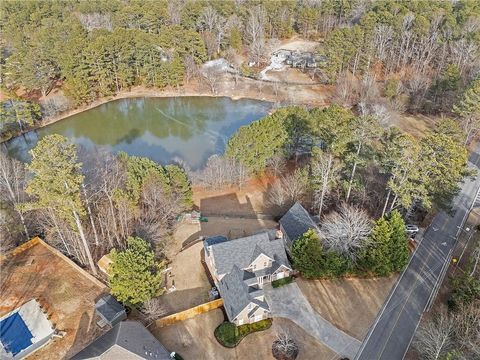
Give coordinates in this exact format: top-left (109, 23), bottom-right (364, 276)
top-left (355, 146), bottom-right (480, 360)
top-left (265, 282), bottom-right (361, 359)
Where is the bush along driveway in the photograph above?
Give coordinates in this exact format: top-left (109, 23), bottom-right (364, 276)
top-left (264, 282), bottom-right (361, 359)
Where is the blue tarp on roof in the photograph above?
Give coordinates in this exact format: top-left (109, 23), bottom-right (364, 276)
top-left (0, 312), bottom-right (33, 356)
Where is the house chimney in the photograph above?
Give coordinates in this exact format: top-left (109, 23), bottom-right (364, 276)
top-left (275, 230), bottom-right (283, 239)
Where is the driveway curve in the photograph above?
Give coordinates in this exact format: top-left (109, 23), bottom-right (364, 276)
top-left (265, 282), bottom-right (361, 359)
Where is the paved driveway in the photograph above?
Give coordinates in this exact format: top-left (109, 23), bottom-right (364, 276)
top-left (265, 282), bottom-right (361, 359)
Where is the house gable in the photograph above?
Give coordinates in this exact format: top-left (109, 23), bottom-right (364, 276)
top-left (247, 253), bottom-right (274, 272)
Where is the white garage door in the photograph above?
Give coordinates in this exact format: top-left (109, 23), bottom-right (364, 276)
top-left (276, 272), bottom-right (285, 280)
top-left (254, 315), bottom-right (263, 322)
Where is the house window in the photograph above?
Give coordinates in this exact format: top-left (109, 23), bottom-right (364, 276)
top-left (263, 261), bottom-right (267, 267)
top-left (248, 303), bottom-right (252, 310)
top-left (253, 264), bottom-right (256, 270)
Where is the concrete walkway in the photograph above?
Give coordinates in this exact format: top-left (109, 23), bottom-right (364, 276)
top-left (265, 282), bottom-right (361, 359)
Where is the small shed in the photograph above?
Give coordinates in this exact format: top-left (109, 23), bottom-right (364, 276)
top-left (97, 254), bottom-right (113, 275)
top-left (95, 295), bottom-right (126, 328)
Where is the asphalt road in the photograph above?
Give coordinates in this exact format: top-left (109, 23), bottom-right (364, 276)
top-left (355, 146), bottom-right (480, 360)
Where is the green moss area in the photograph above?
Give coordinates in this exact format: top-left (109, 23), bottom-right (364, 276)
top-left (271, 276), bottom-right (293, 288)
top-left (214, 319), bottom-right (272, 348)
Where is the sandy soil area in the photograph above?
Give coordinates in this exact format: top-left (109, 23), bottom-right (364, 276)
top-left (296, 276), bottom-right (398, 341)
top-left (153, 309), bottom-right (336, 360)
top-left (192, 175), bottom-right (280, 218)
top-left (0, 240), bottom-right (106, 359)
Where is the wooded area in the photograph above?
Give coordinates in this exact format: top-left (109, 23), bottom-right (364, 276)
top-left (1, 0), bottom-right (479, 141)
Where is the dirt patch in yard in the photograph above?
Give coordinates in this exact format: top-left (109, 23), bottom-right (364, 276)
top-left (153, 309), bottom-right (336, 360)
top-left (193, 175), bottom-right (277, 217)
top-left (297, 275), bottom-right (398, 341)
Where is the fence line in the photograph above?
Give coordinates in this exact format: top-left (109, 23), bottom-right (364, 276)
top-left (155, 298), bottom-right (224, 327)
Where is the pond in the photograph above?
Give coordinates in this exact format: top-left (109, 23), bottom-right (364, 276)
top-left (6, 97), bottom-right (272, 169)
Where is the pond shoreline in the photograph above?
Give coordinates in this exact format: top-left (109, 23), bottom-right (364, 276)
top-left (2, 75), bottom-right (331, 144)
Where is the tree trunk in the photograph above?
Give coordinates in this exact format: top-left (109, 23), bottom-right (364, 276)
top-left (382, 188), bottom-right (391, 218)
top-left (346, 141), bottom-right (362, 203)
top-left (73, 210), bottom-right (97, 275)
top-left (389, 193), bottom-right (398, 211)
top-left (82, 185), bottom-right (99, 246)
top-left (318, 154), bottom-right (333, 219)
top-left (51, 211), bottom-right (72, 255)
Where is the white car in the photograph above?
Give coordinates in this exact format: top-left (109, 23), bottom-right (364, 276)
top-left (406, 225), bottom-right (419, 235)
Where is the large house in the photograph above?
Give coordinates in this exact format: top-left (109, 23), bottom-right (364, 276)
top-left (279, 202), bottom-right (320, 251)
top-left (204, 231), bottom-right (292, 326)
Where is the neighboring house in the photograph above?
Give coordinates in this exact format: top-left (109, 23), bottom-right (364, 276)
top-left (204, 231), bottom-right (292, 326)
top-left (285, 51), bottom-right (319, 68)
top-left (70, 321), bottom-right (171, 360)
top-left (0, 299), bottom-right (56, 360)
top-left (279, 202), bottom-right (320, 251)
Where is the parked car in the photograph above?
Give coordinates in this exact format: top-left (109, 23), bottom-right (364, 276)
top-left (406, 224), bottom-right (419, 237)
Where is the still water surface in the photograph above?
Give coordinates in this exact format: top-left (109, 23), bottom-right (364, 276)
top-left (7, 97), bottom-right (271, 169)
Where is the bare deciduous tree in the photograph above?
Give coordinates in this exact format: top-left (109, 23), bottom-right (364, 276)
top-left (312, 151), bottom-right (341, 219)
top-left (413, 310), bottom-right (454, 360)
top-left (200, 65), bottom-right (223, 94)
top-left (272, 330), bottom-right (299, 360)
top-left (453, 302), bottom-right (480, 357)
top-left (77, 13), bottom-right (112, 32)
top-left (40, 94), bottom-right (70, 119)
top-left (0, 152), bottom-right (30, 239)
top-left (192, 154), bottom-right (249, 189)
top-left (167, 1), bottom-right (182, 26)
top-left (183, 55), bottom-right (198, 84)
top-left (268, 169), bottom-right (309, 211)
top-left (320, 203), bottom-right (372, 260)
top-left (141, 298), bottom-right (167, 327)
top-left (267, 154), bottom-right (287, 177)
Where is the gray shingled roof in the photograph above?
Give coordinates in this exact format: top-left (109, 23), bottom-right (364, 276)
top-left (204, 235), bottom-right (228, 256)
top-left (279, 202), bottom-right (319, 244)
top-left (70, 321), bottom-right (171, 360)
top-left (217, 266), bottom-right (269, 321)
top-left (209, 231), bottom-right (291, 276)
top-left (95, 295), bottom-right (126, 327)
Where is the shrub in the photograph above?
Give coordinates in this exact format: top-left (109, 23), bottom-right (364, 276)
top-left (214, 319), bottom-right (272, 347)
top-left (272, 277), bottom-right (293, 288)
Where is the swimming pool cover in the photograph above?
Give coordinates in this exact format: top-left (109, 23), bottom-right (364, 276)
top-left (0, 312), bottom-right (33, 356)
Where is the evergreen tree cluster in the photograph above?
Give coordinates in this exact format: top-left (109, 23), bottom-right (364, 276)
top-left (109, 236), bottom-right (164, 306)
top-left (292, 210), bottom-right (410, 279)
top-left (358, 211), bottom-right (410, 277)
top-left (226, 105), bottom-right (469, 213)
top-left (6, 134), bottom-right (192, 275)
top-left (0, 100), bottom-right (41, 141)
top-left (118, 152), bottom-right (193, 208)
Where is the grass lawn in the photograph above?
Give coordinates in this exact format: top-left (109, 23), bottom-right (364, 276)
top-left (272, 276), bottom-right (293, 288)
top-left (214, 319), bottom-right (272, 348)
